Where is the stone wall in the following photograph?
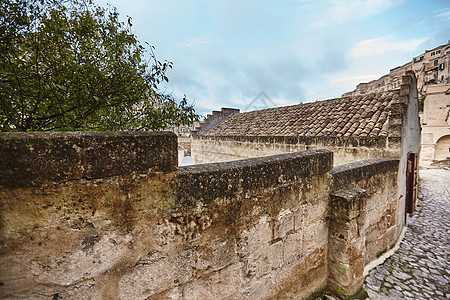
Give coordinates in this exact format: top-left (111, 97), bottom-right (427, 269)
top-left (420, 84), bottom-right (450, 166)
top-left (191, 135), bottom-right (400, 166)
top-left (329, 159), bottom-right (400, 296)
top-left (193, 108), bottom-right (240, 136)
top-left (0, 132), bottom-right (402, 299)
top-left (175, 150), bottom-right (333, 299)
top-left (0, 132), bottom-right (179, 299)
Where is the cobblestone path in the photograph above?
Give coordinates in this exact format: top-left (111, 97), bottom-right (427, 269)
top-left (363, 169), bottom-right (450, 299)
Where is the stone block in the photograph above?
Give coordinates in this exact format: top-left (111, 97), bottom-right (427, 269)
top-left (194, 235), bottom-right (237, 275)
top-left (329, 217), bottom-right (360, 241)
top-left (243, 240), bottom-right (283, 279)
top-left (328, 235), bottom-right (364, 265)
top-left (118, 249), bottom-right (194, 299)
top-left (329, 256), bottom-right (364, 295)
top-left (240, 274), bottom-right (277, 300)
top-left (30, 231), bottom-right (132, 287)
top-left (303, 261), bottom-right (328, 291)
top-left (293, 205), bottom-right (305, 231)
top-left (304, 200), bottom-right (327, 226)
top-left (239, 215), bottom-right (272, 256)
top-left (0, 132), bottom-right (178, 187)
top-left (303, 220), bottom-right (327, 251)
top-left (275, 256), bottom-right (307, 298)
top-left (365, 238), bottom-right (383, 264)
top-left (283, 230), bottom-right (304, 264)
top-left (329, 187), bottom-right (367, 223)
top-left (183, 262), bottom-right (242, 299)
top-left (364, 224), bottom-right (379, 244)
top-left (383, 226), bottom-right (398, 249)
top-left (304, 247), bottom-right (326, 274)
top-left (274, 209), bottom-right (295, 240)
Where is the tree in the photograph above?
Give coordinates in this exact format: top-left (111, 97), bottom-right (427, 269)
top-left (0, 0), bottom-right (199, 131)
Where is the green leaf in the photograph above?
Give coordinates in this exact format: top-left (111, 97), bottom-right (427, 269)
top-left (0, 0), bottom-right (199, 132)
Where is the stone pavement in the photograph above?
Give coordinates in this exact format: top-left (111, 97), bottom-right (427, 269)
top-left (363, 168), bottom-right (450, 299)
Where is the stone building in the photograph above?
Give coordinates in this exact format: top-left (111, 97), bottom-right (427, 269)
top-left (420, 85), bottom-right (450, 166)
top-left (343, 42), bottom-right (450, 166)
top-left (168, 121), bottom-right (201, 137)
top-left (345, 42), bottom-right (450, 97)
top-left (192, 71), bottom-right (420, 228)
top-left (195, 90), bottom-right (402, 166)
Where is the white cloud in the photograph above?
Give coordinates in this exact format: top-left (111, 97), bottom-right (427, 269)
top-left (313, 0), bottom-right (404, 27)
top-left (177, 37), bottom-right (221, 48)
top-left (350, 36), bottom-right (425, 58)
top-left (435, 9), bottom-right (450, 21)
top-left (415, 8), bottom-right (450, 26)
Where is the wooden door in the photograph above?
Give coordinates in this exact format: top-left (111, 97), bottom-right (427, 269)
top-left (406, 152), bottom-right (418, 214)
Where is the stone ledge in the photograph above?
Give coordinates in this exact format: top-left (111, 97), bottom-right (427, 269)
top-left (193, 135), bottom-right (389, 148)
top-left (330, 158), bottom-right (399, 190)
top-left (0, 131), bottom-right (178, 187)
top-left (176, 149), bottom-right (333, 205)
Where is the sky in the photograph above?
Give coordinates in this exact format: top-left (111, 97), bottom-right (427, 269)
top-left (95, 0), bottom-right (450, 116)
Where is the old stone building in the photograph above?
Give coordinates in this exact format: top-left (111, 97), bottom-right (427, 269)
top-left (420, 85), bottom-right (450, 166)
top-left (345, 42), bottom-right (450, 97)
top-left (343, 42), bottom-right (450, 166)
top-left (192, 70), bottom-right (420, 248)
top-left (192, 72), bottom-right (420, 181)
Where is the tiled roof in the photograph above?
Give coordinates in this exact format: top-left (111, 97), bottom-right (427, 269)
top-left (208, 92), bottom-right (400, 137)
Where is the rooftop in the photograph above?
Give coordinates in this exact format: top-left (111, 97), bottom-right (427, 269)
top-left (208, 91), bottom-right (401, 137)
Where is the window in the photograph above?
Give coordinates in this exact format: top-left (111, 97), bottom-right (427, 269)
top-left (431, 52), bottom-right (435, 56)
top-left (436, 50), bottom-right (441, 54)
top-left (441, 75), bottom-right (444, 81)
top-left (440, 63), bottom-right (445, 70)
top-left (434, 59), bottom-right (439, 66)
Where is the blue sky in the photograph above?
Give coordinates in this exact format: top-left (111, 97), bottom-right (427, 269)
top-left (95, 0), bottom-right (450, 116)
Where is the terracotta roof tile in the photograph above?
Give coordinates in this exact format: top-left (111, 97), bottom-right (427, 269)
top-left (208, 91), bottom-right (399, 137)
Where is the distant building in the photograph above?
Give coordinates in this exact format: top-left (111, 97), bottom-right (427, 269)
top-left (420, 85), bottom-right (450, 166)
top-left (345, 42), bottom-right (450, 166)
top-left (166, 121), bottom-right (200, 164)
top-left (168, 121), bottom-right (200, 137)
top-left (346, 42), bottom-right (450, 97)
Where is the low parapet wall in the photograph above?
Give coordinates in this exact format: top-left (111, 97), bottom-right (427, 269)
top-left (174, 150), bottom-right (333, 299)
top-left (0, 132), bottom-right (180, 299)
top-left (191, 135), bottom-right (401, 166)
top-left (0, 132), bottom-right (402, 299)
top-left (329, 158), bottom-right (401, 296)
top-left (0, 131), bottom-right (177, 187)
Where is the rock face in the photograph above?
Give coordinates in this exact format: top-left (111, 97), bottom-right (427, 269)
top-left (0, 132), bottom-right (403, 299)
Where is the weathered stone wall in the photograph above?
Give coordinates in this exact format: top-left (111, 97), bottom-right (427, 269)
top-left (0, 132), bottom-right (179, 299)
top-left (191, 135), bottom-right (400, 166)
top-left (328, 158), bottom-right (400, 296)
top-left (174, 150), bottom-right (333, 299)
top-left (0, 132), bottom-right (402, 299)
top-left (193, 108), bottom-right (240, 136)
top-left (420, 84), bottom-right (450, 166)
top-left (396, 72), bottom-right (421, 218)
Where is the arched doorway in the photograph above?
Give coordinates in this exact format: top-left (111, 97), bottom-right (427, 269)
top-left (434, 135), bottom-right (450, 161)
